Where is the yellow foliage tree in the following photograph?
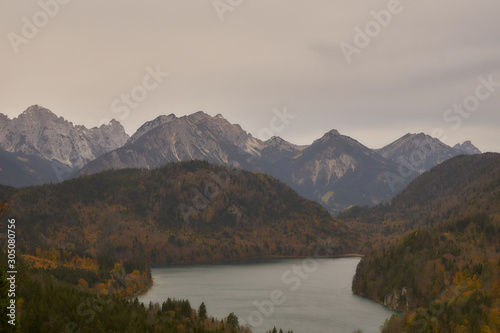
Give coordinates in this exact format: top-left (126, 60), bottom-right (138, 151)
top-left (78, 278), bottom-right (89, 289)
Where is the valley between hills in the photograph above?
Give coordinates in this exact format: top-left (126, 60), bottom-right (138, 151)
top-left (0, 105), bottom-right (498, 332)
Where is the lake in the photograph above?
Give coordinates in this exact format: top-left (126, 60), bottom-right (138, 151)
top-left (138, 257), bottom-right (397, 333)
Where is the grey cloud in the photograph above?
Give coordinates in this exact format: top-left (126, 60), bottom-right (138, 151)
top-left (0, 0), bottom-right (498, 153)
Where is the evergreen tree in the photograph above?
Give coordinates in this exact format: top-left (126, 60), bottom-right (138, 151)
top-left (227, 312), bottom-right (239, 328)
top-left (198, 301), bottom-right (207, 320)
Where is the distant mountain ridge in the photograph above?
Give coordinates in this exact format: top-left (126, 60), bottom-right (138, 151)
top-left (0, 105), bottom-right (129, 169)
top-left (74, 111), bottom-right (264, 175)
top-left (75, 114), bottom-right (408, 212)
top-left (340, 153), bottom-right (498, 233)
top-left (278, 129), bottom-right (405, 210)
top-left (0, 105), bottom-right (483, 212)
top-left (453, 140), bottom-right (482, 154)
top-left (376, 132), bottom-right (481, 175)
top-left (0, 147), bottom-right (62, 187)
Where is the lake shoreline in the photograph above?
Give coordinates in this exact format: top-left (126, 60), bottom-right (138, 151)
top-left (138, 256), bottom-right (396, 333)
top-left (352, 290), bottom-right (404, 314)
top-left (149, 253), bottom-right (365, 268)
top-left (132, 254), bottom-right (365, 298)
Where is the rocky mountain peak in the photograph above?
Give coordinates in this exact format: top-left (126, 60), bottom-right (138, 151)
top-left (453, 141), bottom-right (482, 155)
top-left (91, 119), bottom-right (129, 148)
top-left (23, 104), bottom-right (52, 114)
top-left (0, 113), bottom-right (10, 123)
top-left (377, 132), bottom-right (461, 175)
top-left (127, 114), bottom-right (177, 144)
top-left (105, 119), bottom-right (121, 127)
top-left (389, 133), bottom-right (441, 150)
top-left (402, 132), bottom-right (429, 141)
top-left (266, 136), bottom-right (287, 145)
top-left (327, 129), bottom-right (341, 136)
top-left (18, 104), bottom-right (62, 124)
top-left (0, 105), bottom-right (130, 169)
top-left (187, 111), bottom-right (212, 122)
top-left (264, 136), bottom-right (300, 153)
top-left (316, 129), bottom-right (341, 143)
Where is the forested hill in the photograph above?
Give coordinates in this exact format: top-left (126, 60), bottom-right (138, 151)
top-left (340, 153), bottom-right (500, 234)
top-left (350, 153), bottom-right (500, 332)
top-left (0, 160), bottom-right (352, 265)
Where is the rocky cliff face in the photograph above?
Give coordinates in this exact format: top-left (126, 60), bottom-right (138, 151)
top-left (75, 111), bottom-right (264, 176)
top-left (127, 114), bottom-right (177, 145)
top-left (0, 105), bottom-right (130, 169)
top-left (383, 287), bottom-right (411, 312)
top-left (285, 130), bottom-right (405, 212)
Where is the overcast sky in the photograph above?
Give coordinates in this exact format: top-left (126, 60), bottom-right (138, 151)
top-left (1, 0), bottom-right (499, 152)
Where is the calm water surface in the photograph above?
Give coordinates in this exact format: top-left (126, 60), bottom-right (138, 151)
top-left (138, 257), bottom-right (397, 333)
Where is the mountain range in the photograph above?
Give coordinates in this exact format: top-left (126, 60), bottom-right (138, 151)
top-left (0, 105), bottom-right (129, 184)
top-left (0, 105), bottom-right (482, 213)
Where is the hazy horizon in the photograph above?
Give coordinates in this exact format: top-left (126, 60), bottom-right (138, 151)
top-left (1, 1), bottom-right (499, 152)
top-left (2, 103), bottom-right (496, 153)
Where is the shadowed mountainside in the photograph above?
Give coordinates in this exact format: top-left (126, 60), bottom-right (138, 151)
top-left (346, 153), bottom-right (500, 332)
top-left (0, 160), bottom-right (354, 266)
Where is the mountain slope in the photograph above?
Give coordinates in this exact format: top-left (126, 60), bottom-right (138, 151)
top-left (1, 160), bottom-right (351, 265)
top-left (348, 153), bottom-right (500, 332)
top-left (75, 111), bottom-right (263, 176)
top-left (76, 115), bottom-right (410, 213)
top-left (2, 106), bottom-right (484, 214)
top-left (376, 133), bottom-right (466, 175)
top-left (0, 148), bottom-right (67, 187)
top-left (285, 130), bottom-right (407, 212)
top-left (453, 140), bottom-right (482, 154)
top-left (0, 105), bottom-right (129, 170)
top-left (341, 153), bottom-right (500, 231)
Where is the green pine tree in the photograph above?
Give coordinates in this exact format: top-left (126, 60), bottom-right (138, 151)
top-left (198, 301), bottom-right (207, 321)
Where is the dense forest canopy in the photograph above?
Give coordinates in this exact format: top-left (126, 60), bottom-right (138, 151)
top-left (0, 160), bottom-right (354, 266)
top-left (2, 154), bottom-right (500, 332)
top-left (348, 154), bottom-right (500, 332)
